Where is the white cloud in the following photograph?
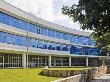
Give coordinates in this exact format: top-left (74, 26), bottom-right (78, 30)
top-left (3, 0), bottom-right (54, 21)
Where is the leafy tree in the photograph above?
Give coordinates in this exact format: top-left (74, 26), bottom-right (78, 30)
top-left (62, 0), bottom-right (110, 54)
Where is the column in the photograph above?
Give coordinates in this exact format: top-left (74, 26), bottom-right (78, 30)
top-left (48, 55), bottom-right (51, 67)
top-left (3, 54), bottom-right (4, 68)
top-left (54, 57), bottom-right (56, 67)
top-left (22, 54), bottom-right (26, 68)
top-left (86, 57), bottom-right (88, 67)
top-left (69, 56), bottom-right (71, 67)
top-left (102, 58), bottom-right (105, 66)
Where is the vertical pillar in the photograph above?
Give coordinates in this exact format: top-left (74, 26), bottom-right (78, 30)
top-left (54, 57), bottom-right (56, 67)
top-left (102, 58), bottom-right (105, 66)
top-left (48, 55), bottom-right (51, 67)
top-left (3, 54), bottom-right (4, 68)
top-left (86, 57), bottom-right (88, 67)
top-left (22, 54), bottom-right (26, 68)
top-left (69, 56), bottom-right (71, 67)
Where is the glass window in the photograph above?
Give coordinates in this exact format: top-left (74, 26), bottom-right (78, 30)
top-left (29, 24), bottom-right (36, 33)
top-left (0, 12), bottom-right (3, 23)
top-left (21, 21), bottom-right (28, 31)
top-left (56, 43), bottom-right (61, 51)
top-left (40, 27), bottom-right (47, 35)
top-left (20, 36), bottom-right (26, 46)
top-left (43, 41), bottom-right (48, 49)
top-left (6, 33), bottom-right (13, 44)
top-left (0, 32), bottom-right (6, 43)
top-left (29, 39), bottom-right (36, 47)
top-left (56, 31), bottom-right (62, 39)
top-left (62, 33), bottom-right (68, 40)
top-left (14, 35), bottom-right (21, 45)
top-left (77, 36), bottom-right (84, 45)
top-left (3, 13), bottom-right (10, 25)
top-left (51, 43), bottom-right (56, 50)
top-left (70, 46), bottom-right (83, 55)
top-left (70, 35), bottom-right (78, 44)
top-left (48, 42), bottom-right (52, 50)
top-left (48, 29), bottom-right (55, 37)
top-left (38, 40), bottom-right (44, 49)
top-left (36, 26), bottom-right (41, 34)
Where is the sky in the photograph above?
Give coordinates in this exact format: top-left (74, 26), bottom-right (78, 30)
top-left (3, 0), bottom-right (90, 32)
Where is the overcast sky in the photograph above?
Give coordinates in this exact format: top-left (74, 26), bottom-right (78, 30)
top-left (4, 0), bottom-right (90, 32)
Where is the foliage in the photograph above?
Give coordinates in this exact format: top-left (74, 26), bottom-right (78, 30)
top-left (62, 0), bottom-right (110, 53)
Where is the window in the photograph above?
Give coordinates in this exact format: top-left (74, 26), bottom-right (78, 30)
top-left (29, 24), bottom-right (36, 33)
top-left (0, 32), bottom-right (6, 43)
top-left (40, 27), bottom-right (47, 35)
top-left (43, 41), bottom-right (48, 49)
top-left (36, 26), bottom-right (41, 34)
top-left (70, 35), bottom-right (78, 44)
top-left (6, 33), bottom-right (13, 44)
top-left (56, 31), bottom-right (62, 39)
top-left (77, 36), bottom-right (84, 45)
top-left (62, 33), bottom-right (68, 40)
top-left (38, 40), bottom-right (44, 49)
top-left (0, 12), bottom-right (3, 23)
top-left (48, 42), bottom-right (52, 50)
top-left (29, 39), bottom-right (36, 48)
top-left (48, 29), bottom-right (55, 37)
top-left (21, 21), bottom-right (28, 31)
top-left (56, 43), bottom-right (61, 51)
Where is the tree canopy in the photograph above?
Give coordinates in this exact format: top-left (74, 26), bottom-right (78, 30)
top-left (62, 0), bottom-right (110, 53)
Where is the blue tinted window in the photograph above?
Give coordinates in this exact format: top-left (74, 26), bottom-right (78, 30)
top-left (36, 26), bottom-right (41, 34)
top-left (41, 27), bottom-right (47, 35)
top-left (56, 43), bottom-right (61, 51)
top-left (62, 33), bottom-right (68, 40)
top-left (51, 43), bottom-right (56, 50)
top-left (77, 36), bottom-right (83, 45)
top-left (43, 41), bottom-right (48, 49)
top-left (56, 31), bottom-right (62, 39)
top-left (29, 24), bottom-right (36, 33)
top-left (21, 21), bottom-right (28, 31)
top-left (6, 33), bottom-right (13, 44)
top-left (48, 29), bottom-right (55, 37)
top-left (0, 32), bottom-right (6, 43)
top-left (38, 40), bottom-right (44, 49)
top-left (29, 39), bottom-right (36, 47)
top-left (0, 12), bottom-right (3, 23)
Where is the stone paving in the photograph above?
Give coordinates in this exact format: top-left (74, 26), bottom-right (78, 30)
top-left (95, 74), bottom-right (110, 79)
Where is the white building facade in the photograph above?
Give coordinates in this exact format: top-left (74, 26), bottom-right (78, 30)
top-left (0, 0), bottom-right (105, 68)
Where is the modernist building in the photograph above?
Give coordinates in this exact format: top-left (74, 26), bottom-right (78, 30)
top-left (0, 0), bottom-right (105, 68)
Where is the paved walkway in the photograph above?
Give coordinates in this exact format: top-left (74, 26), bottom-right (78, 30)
top-left (91, 74), bottom-right (110, 82)
top-left (95, 74), bottom-right (110, 79)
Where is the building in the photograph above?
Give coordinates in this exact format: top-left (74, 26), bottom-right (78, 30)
top-left (0, 0), bottom-right (105, 68)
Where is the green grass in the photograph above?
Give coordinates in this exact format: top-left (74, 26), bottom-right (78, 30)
top-left (0, 67), bottom-right (94, 82)
top-left (0, 68), bottom-right (60, 82)
top-left (49, 67), bottom-right (92, 70)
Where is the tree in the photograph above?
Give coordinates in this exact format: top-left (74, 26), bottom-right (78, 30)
top-left (62, 0), bottom-right (110, 53)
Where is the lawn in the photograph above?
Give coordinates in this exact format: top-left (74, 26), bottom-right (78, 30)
top-left (0, 68), bottom-right (60, 82)
top-left (49, 67), bottom-right (92, 70)
top-left (0, 67), bottom-right (93, 82)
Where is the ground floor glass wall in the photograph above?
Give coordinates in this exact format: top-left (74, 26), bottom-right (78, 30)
top-left (28, 55), bottom-right (48, 67)
top-left (0, 54), bottom-right (3, 68)
top-left (71, 58), bottom-right (86, 66)
top-left (0, 53), bottom-right (22, 68)
top-left (51, 57), bottom-right (69, 66)
top-left (88, 58), bottom-right (99, 66)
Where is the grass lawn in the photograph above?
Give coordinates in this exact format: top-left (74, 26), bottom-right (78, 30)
top-left (0, 67), bottom-right (93, 82)
top-left (49, 67), bottom-right (92, 70)
top-left (0, 68), bottom-right (60, 82)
